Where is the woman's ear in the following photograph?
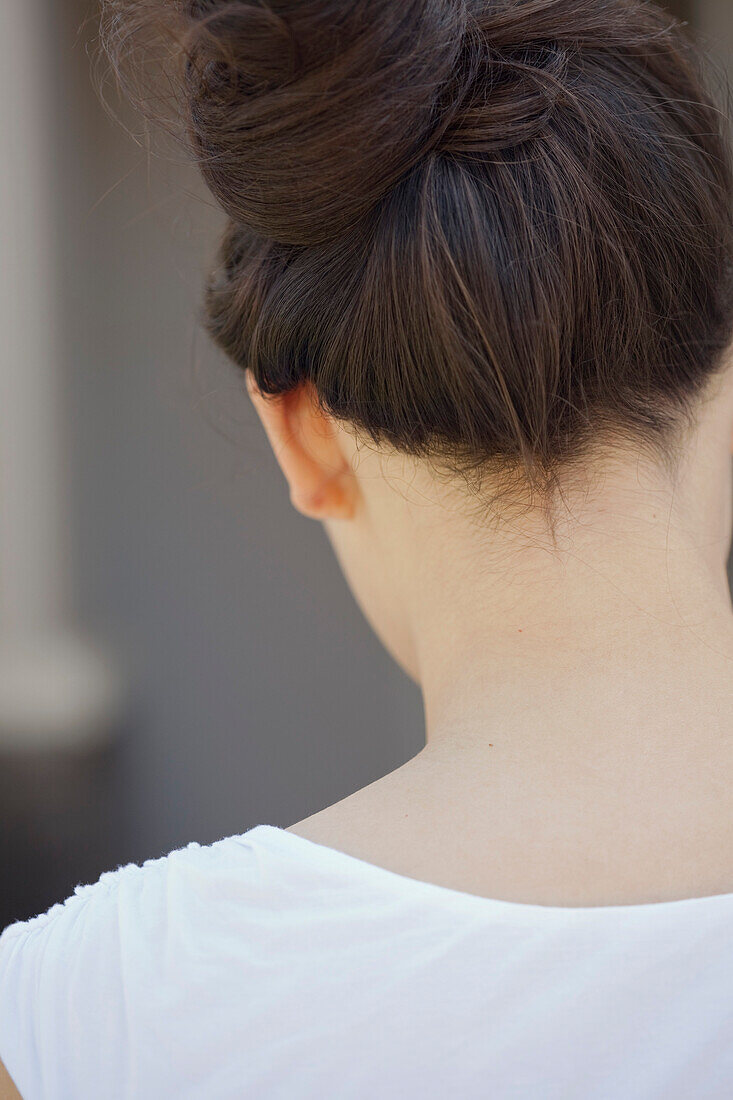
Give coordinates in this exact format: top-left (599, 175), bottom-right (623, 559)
top-left (246, 374), bottom-right (359, 520)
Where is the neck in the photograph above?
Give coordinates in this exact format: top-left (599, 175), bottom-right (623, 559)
top-left (407, 463), bottom-right (733, 761)
top-left (311, 426), bottom-right (733, 904)
top-left (311, 439), bottom-right (733, 904)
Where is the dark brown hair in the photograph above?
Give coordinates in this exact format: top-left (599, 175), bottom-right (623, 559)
top-left (100, 0), bottom-right (733, 512)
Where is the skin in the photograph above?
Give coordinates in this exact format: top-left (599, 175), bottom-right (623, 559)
top-left (246, 364), bottom-right (733, 909)
top-left (2, 361), bottom-right (733, 1098)
top-left (0, 1060), bottom-right (19, 1100)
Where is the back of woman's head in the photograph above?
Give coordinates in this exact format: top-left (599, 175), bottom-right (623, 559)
top-left (101, 0), bottom-right (733, 511)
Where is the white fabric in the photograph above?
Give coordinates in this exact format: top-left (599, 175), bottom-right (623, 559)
top-left (1, 823), bottom-right (732, 1099)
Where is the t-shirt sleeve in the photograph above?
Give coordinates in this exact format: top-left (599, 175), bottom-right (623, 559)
top-left (0, 861), bottom-right (162, 1100)
top-left (0, 836), bottom-right (265, 1100)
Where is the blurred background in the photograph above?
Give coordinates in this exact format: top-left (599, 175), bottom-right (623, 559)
top-left (1, 0), bottom-right (731, 928)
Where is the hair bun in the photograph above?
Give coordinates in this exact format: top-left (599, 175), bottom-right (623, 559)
top-left (104, 0), bottom-right (676, 242)
top-left (102, 0), bottom-right (733, 502)
top-left (439, 0), bottom-right (680, 156)
top-left (165, 0), bottom-right (466, 245)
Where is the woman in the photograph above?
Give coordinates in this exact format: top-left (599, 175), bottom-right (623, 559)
top-left (2, 0), bottom-right (733, 1095)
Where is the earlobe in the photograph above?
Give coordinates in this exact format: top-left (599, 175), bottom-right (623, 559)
top-left (246, 374), bottom-right (358, 520)
top-left (289, 475), bottom-right (357, 521)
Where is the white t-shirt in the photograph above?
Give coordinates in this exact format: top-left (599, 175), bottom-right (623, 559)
top-left (1, 823), bottom-right (732, 1099)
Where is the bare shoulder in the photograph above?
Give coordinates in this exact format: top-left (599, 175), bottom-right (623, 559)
top-left (284, 740), bottom-right (733, 907)
top-left (285, 793), bottom-right (396, 851)
top-left (285, 752), bottom-right (426, 847)
top-left (0, 1057), bottom-right (22, 1100)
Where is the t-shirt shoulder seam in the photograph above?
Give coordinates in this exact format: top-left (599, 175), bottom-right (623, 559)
top-left (1, 862), bottom-right (135, 948)
top-left (0, 831), bottom-right (258, 948)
